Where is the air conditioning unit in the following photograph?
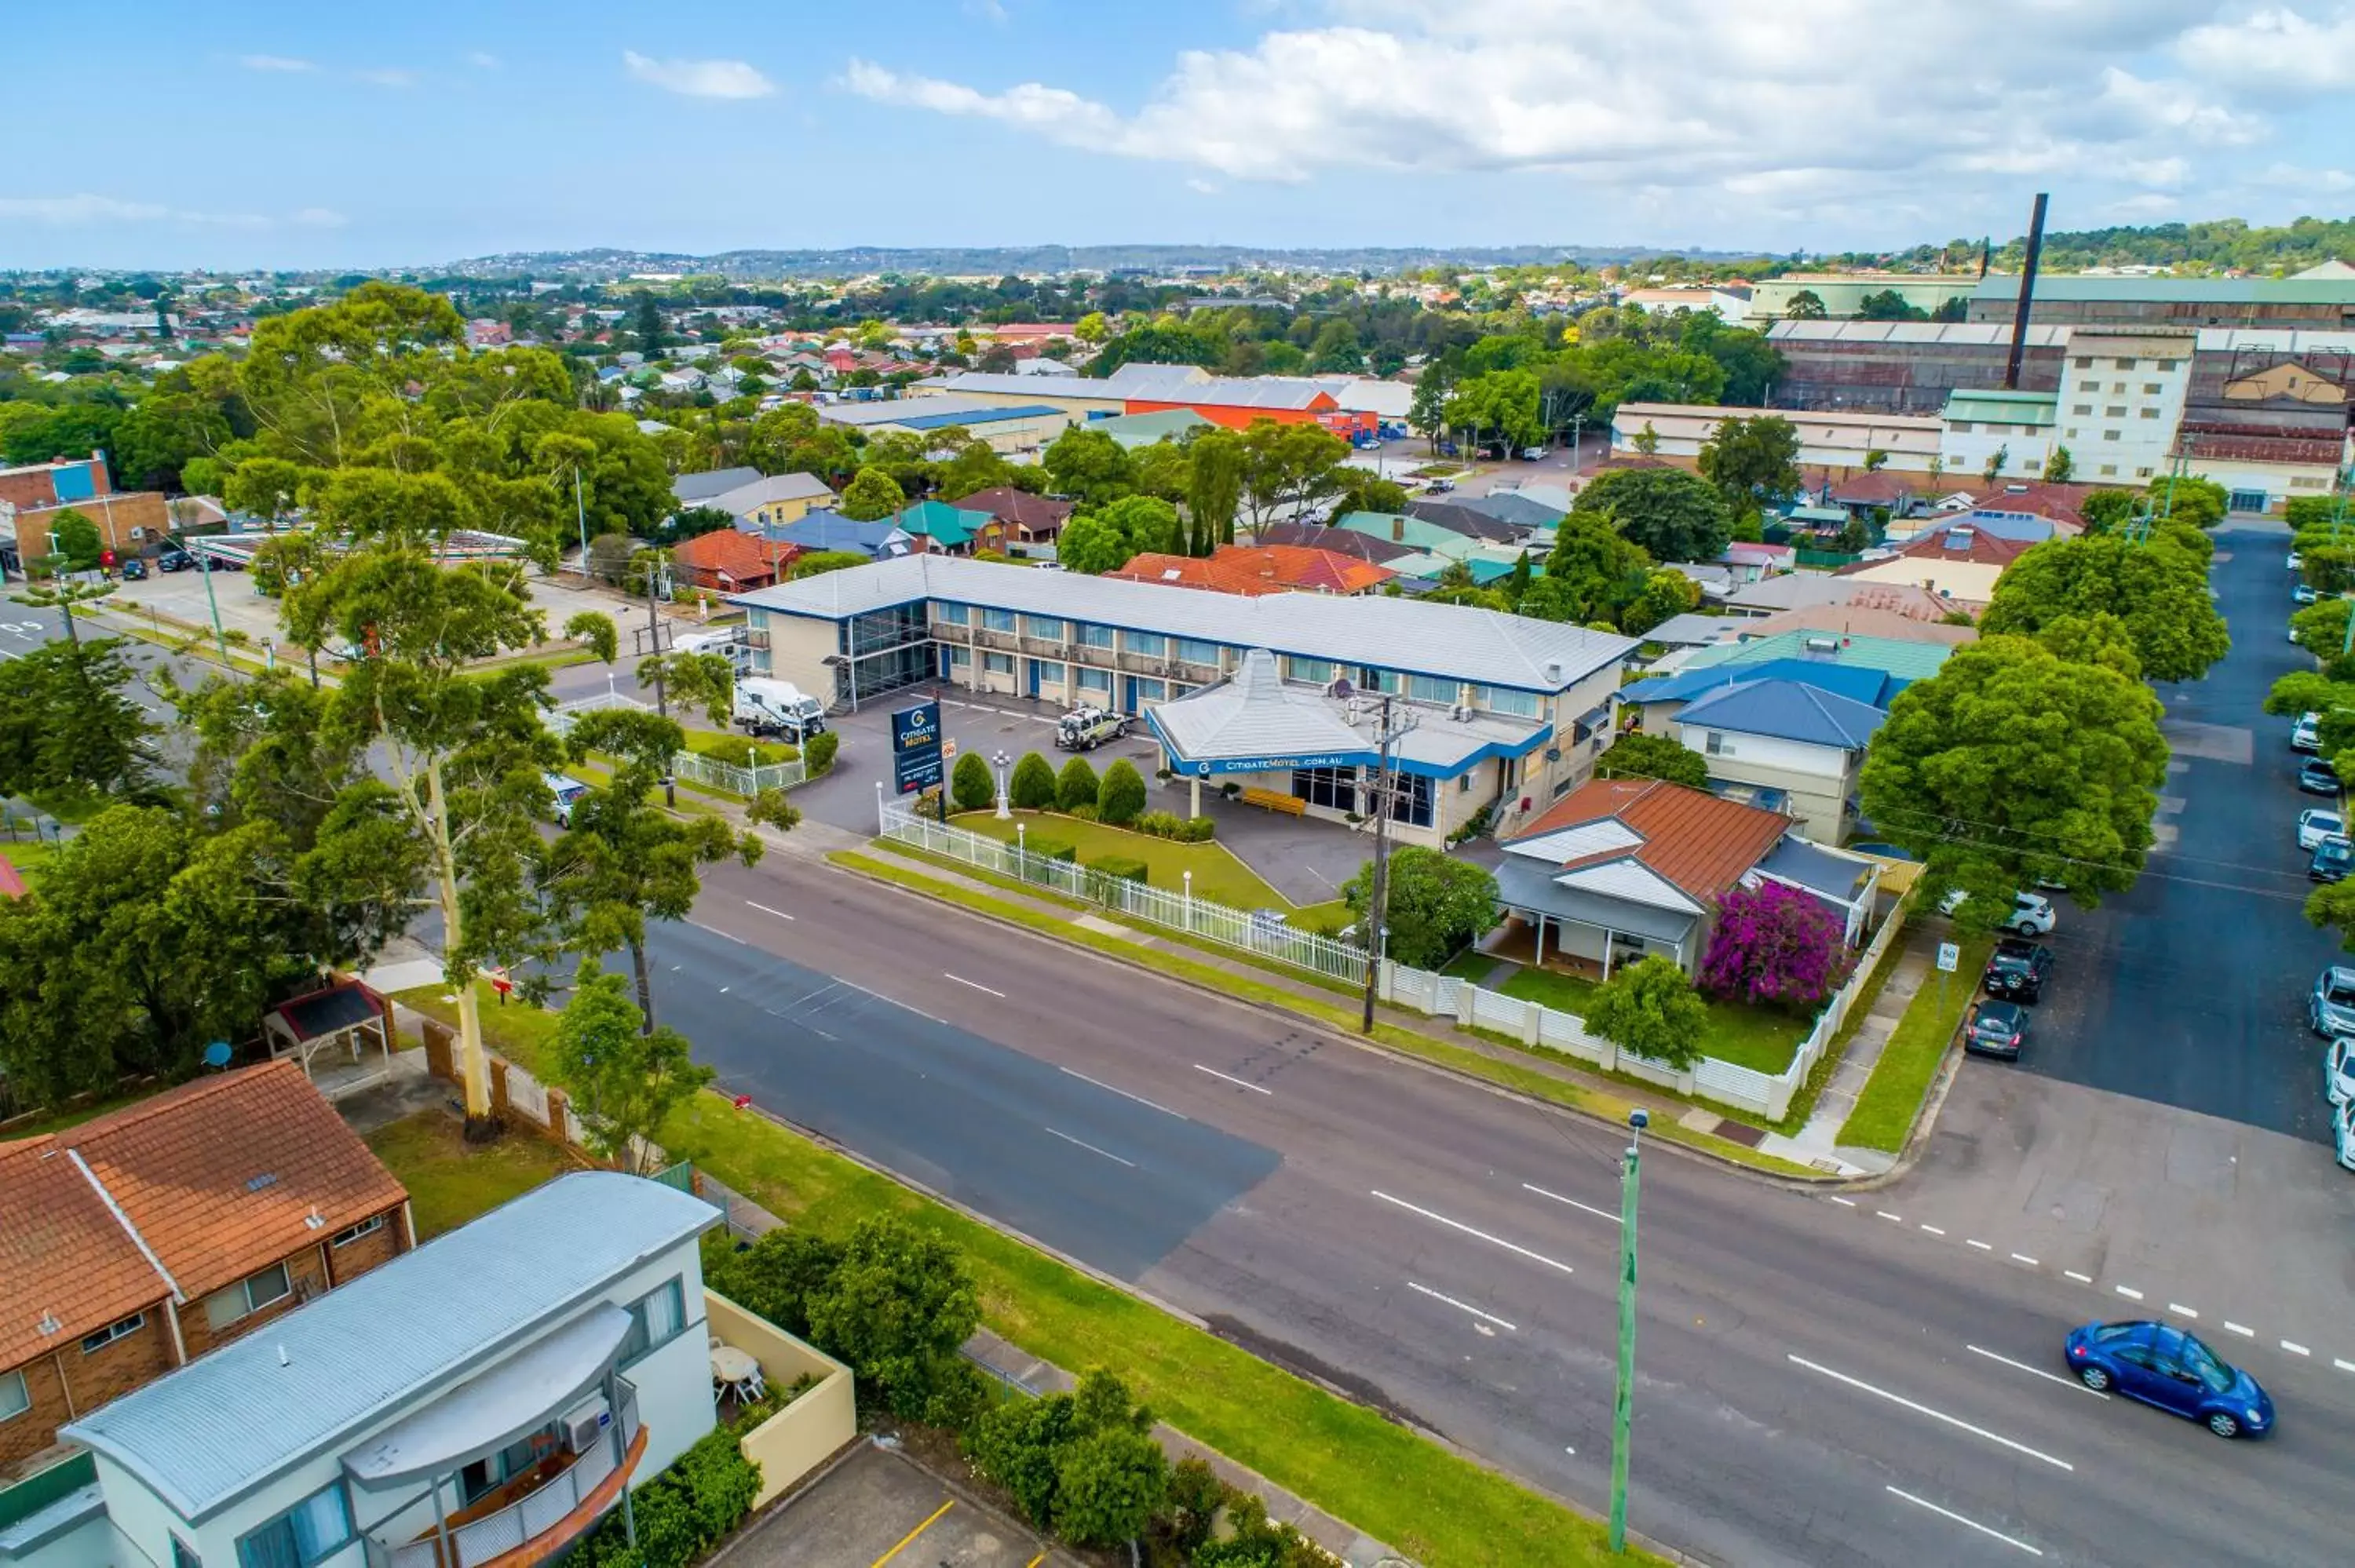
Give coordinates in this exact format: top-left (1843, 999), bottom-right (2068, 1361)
top-left (129, 526), bottom-right (146, 541)
top-left (563, 1397), bottom-right (611, 1454)
top-left (1451, 705), bottom-right (1473, 722)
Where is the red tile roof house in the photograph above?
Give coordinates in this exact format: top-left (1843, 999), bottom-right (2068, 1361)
top-left (1105, 544), bottom-right (1397, 596)
top-left (671, 528), bottom-right (799, 593)
top-left (0, 1062), bottom-right (411, 1478)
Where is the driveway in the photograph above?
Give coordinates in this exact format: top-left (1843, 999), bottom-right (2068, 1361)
top-left (727, 1442), bottom-right (1074, 1568)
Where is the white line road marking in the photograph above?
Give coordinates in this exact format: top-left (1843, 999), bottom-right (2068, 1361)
top-left (1919, 1224), bottom-right (1946, 1236)
top-left (1965, 1344), bottom-right (2109, 1400)
top-left (688, 920), bottom-right (748, 945)
top-left (944, 972), bottom-right (1007, 998)
top-left (2223, 1322), bottom-right (2255, 1337)
top-left (1827, 1196), bottom-right (1857, 1207)
top-left (718, 986), bottom-right (729, 994)
top-left (2115, 1285), bottom-right (2144, 1300)
top-left (1523, 1183), bottom-right (1622, 1224)
top-left (1060, 1066), bottom-right (1185, 1119)
top-left (1875, 1210), bottom-right (1903, 1223)
top-left (2281, 1341), bottom-right (2310, 1357)
top-left (1967, 1239), bottom-right (1994, 1251)
top-left (2065, 1271), bottom-right (2093, 1284)
top-left (1885, 1488), bottom-right (2043, 1558)
top-left (2167, 1304), bottom-right (2198, 1319)
top-left (1406, 1281), bottom-right (1518, 1333)
top-left (2334, 1358), bottom-right (2355, 1373)
top-left (1786, 1355), bottom-right (2073, 1471)
top-left (2010, 1253), bottom-right (2041, 1267)
top-left (1193, 1064), bottom-right (1272, 1095)
top-left (1371, 1191), bottom-right (1575, 1276)
top-left (1042, 1127), bottom-right (1135, 1168)
top-left (745, 900), bottom-right (795, 921)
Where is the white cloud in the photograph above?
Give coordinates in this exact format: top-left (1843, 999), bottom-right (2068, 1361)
top-left (2176, 5), bottom-right (2355, 89)
top-left (2105, 192), bottom-right (2183, 217)
top-left (357, 67), bottom-right (417, 89)
top-left (240, 54), bottom-right (314, 72)
top-left (465, 51), bottom-right (500, 69)
top-left (292, 207), bottom-right (349, 228)
top-left (0, 193), bottom-right (324, 229)
top-left (963, 0), bottom-right (1009, 20)
top-left (623, 49), bottom-right (776, 100)
top-left (2249, 161), bottom-right (2355, 191)
top-left (1185, 177), bottom-right (1220, 195)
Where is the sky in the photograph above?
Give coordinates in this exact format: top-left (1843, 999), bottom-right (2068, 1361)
top-left (9, 0), bottom-right (2355, 271)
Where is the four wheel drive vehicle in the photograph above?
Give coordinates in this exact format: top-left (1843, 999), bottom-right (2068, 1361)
top-left (2298, 808), bottom-right (2345, 849)
top-left (1963, 999), bottom-right (2028, 1059)
top-left (542, 772), bottom-right (591, 827)
top-left (1519, 446), bottom-right (1547, 461)
top-left (2312, 834), bottom-right (2355, 883)
top-left (155, 548), bottom-right (193, 572)
top-left (2307, 965), bottom-right (2355, 1037)
top-left (733, 676), bottom-right (827, 742)
top-left (1982, 938), bottom-right (2053, 1002)
top-left (1937, 888), bottom-right (2057, 935)
top-left (1425, 477), bottom-right (1457, 493)
top-left (2325, 1034), bottom-right (2355, 1106)
top-left (1055, 704), bottom-right (1128, 751)
top-left (118, 558), bottom-right (148, 581)
top-left (2292, 713), bottom-right (2321, 753)
top-left (1437, 440), bottom-right (1460, 457)
top-left (2299, 757), bottom-right (2342, 795)
top-left (2065, 1321), bottom-right (2274, 1439)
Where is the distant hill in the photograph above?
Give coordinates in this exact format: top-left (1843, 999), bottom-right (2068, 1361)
top-left (438, 243), bottom-right (1760, 280)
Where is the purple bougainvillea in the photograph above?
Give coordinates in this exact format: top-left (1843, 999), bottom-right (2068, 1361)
top-left (1700, 879), bottom-right (1852, 1008)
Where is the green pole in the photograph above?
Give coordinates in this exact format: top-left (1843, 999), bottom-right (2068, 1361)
top-left (1609, 1107), bottom-right (1648, 1554)
top-left (199, 547), bottom-right (228, 663)
top-left (573, 466), bottom-right (590, 577)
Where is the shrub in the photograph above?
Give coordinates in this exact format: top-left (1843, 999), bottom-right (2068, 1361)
top-left (1025, 837), bottom-right (1076, 864)
top-left (1134, 810), bottom-right (1183, 839)
top-left (1053, 1428), bottom-right (1169, 1548)
top-left (1587, 954), bottom-right (1708, 1070)
top-left (965, 1370), bottom-right (1163, 1548)
top-left (1700, 878), bottom-right (1852, 1008)
top-left (1181, 815), bottom-right (1214, 842)
top-left (571, 1425), bottom-right (761, 1568)
top-left (951, 750), bottom-right (995, 812)
top-left (1064, 802), bottom-right (1100, 822)
top-left (1010, 750), bottom-right (1059, 810)
top-left (1056, 754), bottom-right (1101, 812)
top-left (802, 729), bottom-right (840, 775)
top-left (1341, 846), bottom-right (1499, 970)
top-left (1097, 758), bottom-right (1147, 825)
top-left (799, 1218), bottom-right (988, 1428)
top-left (1087, 855), bottom-right (1148, 883)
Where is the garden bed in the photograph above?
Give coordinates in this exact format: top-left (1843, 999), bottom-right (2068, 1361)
top-left (1494, 962), bottom-right (1809, 1076)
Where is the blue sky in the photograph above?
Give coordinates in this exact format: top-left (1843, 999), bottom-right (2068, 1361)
top-left (9, 1), bottom-right (2355, 270)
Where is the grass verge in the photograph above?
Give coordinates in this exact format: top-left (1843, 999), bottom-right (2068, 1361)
top-left (364, 1109), bottom-right (586, 1238)
top-left (947, 808), bottom-right (1286, 908)
top-left (1835, 933), bottom-right (1992, 1152)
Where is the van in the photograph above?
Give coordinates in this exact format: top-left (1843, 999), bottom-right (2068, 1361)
top-left (542, 772), bottom-right (592, 826)
top-left (672, 628), bottom-right (739, 657)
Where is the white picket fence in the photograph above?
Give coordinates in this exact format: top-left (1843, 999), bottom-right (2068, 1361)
top-left (878, 801), bottom-right (1367, 983)
top-left (549, 694), bottom-right (808, 797)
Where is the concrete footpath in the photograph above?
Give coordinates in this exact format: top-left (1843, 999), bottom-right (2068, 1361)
top-left (1757, 924), bottom-right (1941, 1176)
top-left (702, 1176), bottom-right (1408, 1567)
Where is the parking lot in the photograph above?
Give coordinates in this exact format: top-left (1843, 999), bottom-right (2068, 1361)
top-left (728, 1442), bottom-right (1072, 1568)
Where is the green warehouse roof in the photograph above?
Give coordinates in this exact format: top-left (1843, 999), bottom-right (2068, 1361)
top-left (1943, 389), bottom-right (2057, 427)
top-left (1678, 627), bottom-right (1955, 684)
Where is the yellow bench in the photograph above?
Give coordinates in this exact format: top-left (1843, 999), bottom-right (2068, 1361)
top-left (1240, 787), bottom-right (1308, 815)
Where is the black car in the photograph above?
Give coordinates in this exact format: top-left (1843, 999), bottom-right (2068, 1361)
top-left (1983, 938), bottom-right (2053, 1002)
top-left (2300, 757), bottom-right (2342, 797)
top-left (155, 548), bottom-right (192, 572)
top-left (2313, 835), bottom-right (2355, 883)
top-left (1964, 999), bottom-right (2028, 1059)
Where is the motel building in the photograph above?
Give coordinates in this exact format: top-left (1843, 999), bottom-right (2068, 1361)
top-left (730, 556), bottom-right (1634, 848)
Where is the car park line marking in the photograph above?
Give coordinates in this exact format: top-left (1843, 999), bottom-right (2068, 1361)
top-left (1193, 1064), bottom-right (1272, 1094)
top-left (1966, 1239), bottom-right (1994, 1251)
top-left (2280, 1341), bottom-right (2310, 1357)
top-left (2223, 1322), bottom-right (2255, 1337)
top-left (1371, 1191), bottom-right (1575, 1276)
top-left (2167, 1303), bottom-right (2198, 1319)
top-left (1060, 1065), bottom-right (1185, 1119)
top-left (1965, 1344), bottom-right (2109, 1400)
top-left (2065, 1271), bottom-right (2093, 1284)
top-left (871, 1500), bottom-right (955, 1568)
top-left (1523, 1183), bottom-right (1621, 1224)
top-left (745, 900), bottom-right (794, 921)
top-left (1875, 1210), bottom-right (1903, 1223)
top-left (1042, 1127), bottom-right (1135, 1168)
top-left (1827, 1196), bottom-right (1857, 1207)
top-left (1884, 1488), bottom-right (2043, 1558)
top-left (1407, 1281), bottom-right (1518, 1332)
top-left (943, 972), bottom-right (1006, 997)
top-left (1919, 1224), bottom-right (1946, 1235)
top-left (2010, 1253), bottom-right (2041, 1267)
top-left (2115, 1285), bottom-right (2145, 1300)
top-left (1786, 1355), bottom-right (2073, 1471)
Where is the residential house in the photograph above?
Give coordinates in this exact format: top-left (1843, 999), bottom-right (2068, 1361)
top-left (1670, 677), bottom-right (1890, 843)
top-left (695, 473), bottom-right (835, 531)
top-left (766, 512), bottom-right (915, 561)
top-left (893, 500), bottom-right (991, 556)
top-left (1459, 490), bottom-right (1569, 531)
top-left (670, 468), bottom-right (762, 509)
top-left (1670, 627), bottom-right (1956, 688)
top-left (1405, 499), bottom-right (1524, 545)
top-left (1618, 655), bottom-right (1910, 736)
top-left (1328, 511), bottom-right (1484, 560)
top-left (1715, 542), bottom-right (1797, 584)
top-left (0, 454), bottom-right (168, 568)
top-left (673, 528), bottom-right (798, 593)
top-left (0, 1063), bottom-right (411, 1475)
top-left (1104, 545), bottom-right (1396, 597)
top-left (1718, 576), bottom-right (1962, 622)
top-left (1835, 520), bottom-right (2036, 605)
top-left (1495, 777), bottom-right (1879, 979)
top-left (1720, 604), bottom-right (1977, 647)
top-left (946, 488), bottom-right (1073, 552)
top-left (1252, 520), bottom-right (1418, 564)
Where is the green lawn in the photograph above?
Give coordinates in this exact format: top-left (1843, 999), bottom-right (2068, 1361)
top-left (951, 809), bottom-right (1287, 909)
top-left (1836, 935), bottom-right (1992, 1152)
top-left (1495, 963), bottom-right (1809, 1075)
top-left (682, 731), bottom-right (799, 767)
top-left (0, 837), bottom-right (57, 882)
top-left (1290, 898), bottom-right (1355, 936)
top-left (392, 980), bottom-right (560, 1077)
top-left (364, 1110), bottom-right (586, 1238)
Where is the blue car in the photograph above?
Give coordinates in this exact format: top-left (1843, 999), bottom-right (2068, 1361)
top-left (2065, 1320), bottom-right (2274, 1439)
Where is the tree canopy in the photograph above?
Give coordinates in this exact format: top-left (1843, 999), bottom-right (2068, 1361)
top-left (1342, 846), bottom-right (1499, 969)
top-left (1978, 533), bottom-right (2229, 683)
top-left (1570, 466), bottom-right (1733, 563)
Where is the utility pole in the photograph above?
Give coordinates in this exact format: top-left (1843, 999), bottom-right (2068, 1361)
top-left (1608, 1106), bottom-right (1651, 1555)
top-left (198, 545), bottom-right (228, 662)
top-left (572, 466), bottom-right (590, 579)
top-left (1357, 691), bottom-right (1418, 1034)
top-left (643, 551), bottom-right (674, 806)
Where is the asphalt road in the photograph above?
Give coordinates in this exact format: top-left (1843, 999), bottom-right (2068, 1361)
top-left (2025, 522), bottom-right (2345, 1143)
top-left (637, 851), bottom-right (2355, 1568)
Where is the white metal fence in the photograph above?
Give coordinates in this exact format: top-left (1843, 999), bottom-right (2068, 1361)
top-left (879, 801), bottom-right (1367, 983)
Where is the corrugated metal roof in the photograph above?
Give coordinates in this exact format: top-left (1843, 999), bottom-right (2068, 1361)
top-left (1679, 629), bottom-right (1956, 684)
top-left (61, 1172), bottom-right (719, 1522)
top-left (1767, 321), bottom-right (2073, 348)
top-left (1970, 275), bottom-right (2355, 304)
top-left (1674, 677), bottom-right (1889, 749)
top-left (1148, 650), bottom-right (1372, 765)
top-left (732, 556), bottom-right (1634, 693)
top-left (1494, 858), bottom-right (1696, 945)
top-left (672, 466), bottom-right (761, 505)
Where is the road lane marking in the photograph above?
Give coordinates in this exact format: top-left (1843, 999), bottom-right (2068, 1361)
top-left (1193, 1064), bottom-right (1272, 1094)
top-left (1827, 1196), bottom-right (1857, 1207)
top-left (944, 972), bottom-right (1007, 997)
top-left (688, 920), bottom-right (748, 945)
top-left (1060, 1065), bottom-right (1185, 1119)
top-left (1919, 1224), bottom-right (1945, 1236)
top-left (1966, 1239), bottom-right (1993, 1251)
top-left (2115, 1285), bottom-right (2144, 1300)
top-left (871, 1500), bottom-right (954, 1567)
top-left (2335, 1358), bottom-right (2355, 1373)
top-left (2010, 1253), bottom-right (2040, 1267)
top-left (1785, 1354), bottom-right (2074, 1471)
top-left (2065, 1271), bottom-right (2093, 1284)
top-left (1884, 1488), bottom-right (2043, 1558)
top-left (1965, 1344), bottom-right (2108, 1399)
top-left (1406, 1281), bottom-right (1518, 1333)
top-left (1522, 1182), bottom-right (1621, 1224)
top-left (1875, 1210), bottom-right (1903, 1223)
top-left (2167, 1303), bottom-right (2198, 1319)
top-left (1042, 1127), bottom-right (1135, 1168)
top-left (745, 900), bottom-right (795, 921)
top-left (2280, 1340), bottom-right (2310, 1357)
top-left (1371, 1191), bottom-right (1575, 1276)
top-left (2223, 1322), bottom-right (2254, 1337)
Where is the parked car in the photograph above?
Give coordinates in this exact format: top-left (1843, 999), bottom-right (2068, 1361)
top-left (1426, 477), bottom-right (1456, 493)
top-left (2298, 808), bottom-right (2345, 849)
top-left (2300, 757), bottom-right (2342, 795)
top-left (117, 557), bottom-right (148, 581)
top-left (2337, 1100), bottom-right (2355, 1172)
top-left (2294, 582), bottom-right (2320, 604)
top-left (1249, 909), bottom-right (1290, 932)
top-left (1518, 446), bottom-right (1547, 461)
top-left (2293, 713), bottom-right (2321, 753)
top-left (2065, 1321), bottom-right (2273, 1438)
top-left (1963, 999), bottom-right (2028, 1059)
top-left (1437, 440), bottom-right (1460, 457)
top-left (1982, 938), bottom-right (2053, 1002)
top-left (156, 548), bottom-right (192, 572)
top-left (2287, 550), bottom-right (2304, 572)
top-left (2309, 965), bottom-right (2355, 1037)
top-left (2313, 835), bottom-right (2354, 882)
top-left (2326, 1033), bottom-right (2355, 1105)
top-left (542, 772), bottom-right (591, 827)
top-left (1937, 888), bottom-right (2055, 935)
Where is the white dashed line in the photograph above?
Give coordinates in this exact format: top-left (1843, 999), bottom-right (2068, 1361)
top-left (1964, 1344), bottom-right (2109, 1400)
top-left (2334, 1358), bottom-right (2355, 1374)
top-left (1827, 1195), bottom-right (1857, 1207)
top-left (2115, 1285), bottom-right (2145, 1300)
top-left (943, 972), bottom-right (1007, 998)
top-left (1523, 1183), bottom-right (1622, 1224)
top-left (2064, 1271), bottom-right (2093, 1284)
top-left (745, 900), bottom-right (794, 921)
top-left (2281, 1341), bottom-right (2310, 1357)
top-left (1042, 1127), bottom-right (1136, 1168)
top-left (1875, 1210), bottom-right (1904, 1223)
top-left (1059, 1066), bottom-right (1185, 1119)
top-left (1406, 1281), bottom-right (1518, 1333)
top-left (1371, 1191), bottom-right (1575, 1276)
top-left (688, 920), bottom-right (749, 945)
top-left (2167, 1304), bottom-right (2199, 1319)
top-left (1192, 1064), bottom-right (1272, 1095)
top-left (2011, 1253), bottom-right (2041, 1267)
top-left (1919, 1224), bottom-right (1946, 1236)
top-left (1966, 1239), bottom-right (1994, 1251)
top-left (1885, 1488), bottom-right (2043, 1558)
top-left (2223, 1322), bottom-right (2255, 1338)
top-left (1787, 1355), bottom-right (2074, 1471)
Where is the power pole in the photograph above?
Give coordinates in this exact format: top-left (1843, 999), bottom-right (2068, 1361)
top-left (1608, 1106), bottom-right (1651, 1554)
top-left (1357, 692), bottom-right (1418, 1034)
top-left (572, 466), bottom-right (590, 579)
top-left (644, 551), bottom-right (674, 807)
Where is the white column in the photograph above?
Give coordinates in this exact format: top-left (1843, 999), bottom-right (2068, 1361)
top-left (1533, 913), bottom-right (1546, 965)
top-left (1601, 928), bottom-right (1616, 980)
top-left (1190, 775), bottom-right (1201, 817)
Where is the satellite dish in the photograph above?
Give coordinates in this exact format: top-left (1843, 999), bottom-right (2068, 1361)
top-left (1326, 677), bottom-right (1354, 701)
top-left (201, 1041), bottom-right (233, 1070)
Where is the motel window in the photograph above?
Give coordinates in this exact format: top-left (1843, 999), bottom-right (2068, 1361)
top-left (1473, 686), bottom-right (1542, 718)
top-left (984, 652), bottom-right (1013, 675)
top-left (1950, 421), bottom-right (1970, 433)
top-left (2139, 408), bottom-right (2160, 419)
top-left (1704, 731), bottom-right (1727, 756)
top-left (1291, 766), bottom-right (1357, 812)
top-left (2157, 359), bottom-right (2179, 370)
top-left (1386, 771), bottom-right (1435, 829)
top-left (81, 1313), bottom-right (145, 1354)
top-left (331, 1215), bottom-right (385, 1249)
top-left (2103, 430), bottom-right (2121, 442)
top-left (2136, 467), bottom-right (2155, 479)
top-left (1286, 656), bottom-right (1335, 684)
top-left (1025, 615), bottom-right (1067, 641)
top-left (2143, 383), bottom-right (2162, 395)
top-left (1172, 638), bottom-right (1220, 667)
top-left (236, 1483), bottom-right (352, 1568)
top-left (936, 603), bottom-right (969, 625)
top-left (1075, 666), bottom-right (1112, 693)
top-left (204, 1263), bottom-right (291, 1332)
top-left (2064, 428), bottom-right (2079, 439)
top-left (1120, 630), bottom-right (1167, 656)
top-left (2100, 464), bottom-right (2119, 476)
top-left (1077, 623), bottom-right (1115, 650)
top-left (2114, 359), bottom-right (2135, 370)
top-left (0, 1370), bottom-right (28, 1423)
top-left (1408, 674), bottom-right (1456, 706)
top-left (1360, 668), bottom-right (1401, 694)
top-left (2071, 404), bottom-right (2091, 416)
top-left (946, 646), bottom-right (970, 667)
top-left (173, 1538), bottom-right (202, 1568)
top-left (2105, 406), bottom-right (2126, 418)
top-left (2073, 356), bottom-right (2092, 369)
top-left (981, 608), bottom-right (1016, 634)
top-left (619, 1277), bottom-right (686, 1367)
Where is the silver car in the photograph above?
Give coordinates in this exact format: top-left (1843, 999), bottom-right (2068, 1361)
top-left (2311, 967), bottom-right (2355, 1037)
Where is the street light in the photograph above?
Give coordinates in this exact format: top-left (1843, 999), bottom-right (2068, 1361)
top-left (1608, 1106), bottom-right (1649, 1554)
top-left (992, 749), bottom-right (1013, 820)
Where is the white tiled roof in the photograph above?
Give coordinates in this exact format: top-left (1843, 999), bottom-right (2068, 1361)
top-left (732, 556), bottom-right (1635, 694)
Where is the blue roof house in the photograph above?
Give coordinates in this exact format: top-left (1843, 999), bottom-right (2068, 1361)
top-left (1666, 676), bottom-right (1888, 844)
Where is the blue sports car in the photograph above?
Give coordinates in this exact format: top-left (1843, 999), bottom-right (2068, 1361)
top-left (2065, 1320), bottom-right (2274, 1439)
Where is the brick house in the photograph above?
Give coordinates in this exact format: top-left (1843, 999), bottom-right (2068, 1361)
top-left (671, 527), bottom-right (798, 593)
top-left (0, 1062), bottom-right (411, 1475)
top-left (0, 453), bottom-right (170, 566)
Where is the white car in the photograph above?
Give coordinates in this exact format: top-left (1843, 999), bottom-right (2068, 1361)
top-left (1939, 888), bottom-right (2057, 936)
top-left (2288, 551), bottom-right (2305, 572)
top-left (2300, 808), bottom-right (2347, 850)
top-left (542, 771), bottom-right (591, 826)
top-left (2294, 713), bottom-right (2322, 753)
top-left (2337, 1100), bottom-right (2355, 1173)
top-left (2329, 1035), bottom-right (2355, 1106)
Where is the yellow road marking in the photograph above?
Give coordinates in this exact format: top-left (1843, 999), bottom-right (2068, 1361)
top-left (870, 1500), bottom-right (954, 1567)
